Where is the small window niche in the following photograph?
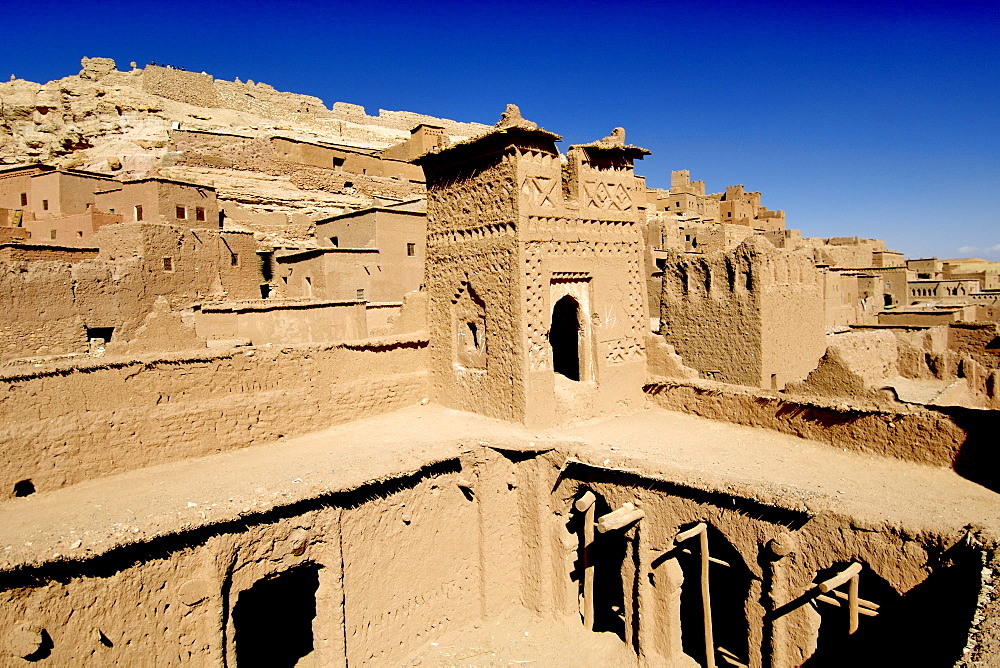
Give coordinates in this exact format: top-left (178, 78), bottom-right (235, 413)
top-left (49, 230), bottom-right (57, 240)
top-left (175, 206), bottom-right (186, 220)
top-left (19, 193), bottom-right (27, 207)
top-left (42, 199), bottom-right (49, 211)
top-left (195, 206), bottom-right (206, 222)
top-left (454, 283), bottom-right (486, 369)
top-left (356, 288), bottom-right (365, 301)
top-left (329, 236), bottom-right (339, 248)
top-left (162, 257), bottom-right (174, 272)
top-left (407, 242), bottom-right (416, 257)
top-left (13, 479), bottom-right (35, 497)
top-left (134, 205), bottom-right (143, 221)
top-left (231, 252), bottom-right (240, 267)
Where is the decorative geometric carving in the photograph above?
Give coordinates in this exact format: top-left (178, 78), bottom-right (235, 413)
top-left (520, 176), bottom-right (557, 208)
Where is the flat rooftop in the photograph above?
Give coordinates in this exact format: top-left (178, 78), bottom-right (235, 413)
top-left (2, 404), bottom-right (998, 569)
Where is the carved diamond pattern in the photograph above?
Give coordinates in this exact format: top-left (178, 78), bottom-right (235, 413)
top-left (611, 183), bottom-right (632, 211)
top-left (521, 176), bottom-right (556, 208)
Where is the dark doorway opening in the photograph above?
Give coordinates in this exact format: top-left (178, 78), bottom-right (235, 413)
top-left (234, 564), bottom-right (320, 668)
top-left (569, 492), bottom-right (628, 642)
top-left (86, 326), bottom-right (114, 342)
top-left (677, 525), bottom-right (753, 667)
top-left (551, 296), bottom-right (581, 381)
top-left (883, 294), bottom-right (893, 307)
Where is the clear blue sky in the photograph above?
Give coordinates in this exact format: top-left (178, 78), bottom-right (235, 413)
top-left (3, 0), bottom-right (997, 260)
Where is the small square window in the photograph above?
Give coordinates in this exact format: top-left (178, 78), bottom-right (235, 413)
top-left (19, 193), bottom-right (27, 207)
top-left (407, 242), bottom-right (416, 256)
top-left (356, 288), bottom-right (365, 300)
top-left (42, 199), bottom-right (49, 211)
top-left (175, 206), bottom-right (186, 219)
top-left (163, 257), bottom-right (173, 271)
top-left (195, 207), bottom-right (205, 222)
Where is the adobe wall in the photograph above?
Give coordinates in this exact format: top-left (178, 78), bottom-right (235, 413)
top-left (0, 441), bottom-right (988, 666)
top-left (0, 261), bottom-right (88, 361)
top-left (949, 323), bottom-right (1000, 369)
top-left (759, 248), bottom-right (826, 388)
top-left (0, 461), bottom-right (476, 666)
top-left (22, 210), bottom-right (122, 244)
top-left (642, 379), bottom-right (1000, 478)
top-left (0, 339), bottom-right (429, 498)
top-left (195, 300), bottom-right (368, 345)
top-left (141, 66), bottom-right (222, 107)
top-left (659, 244), bottom-right (763, 385)
top-left (424, 151), bottom-right (523, 421)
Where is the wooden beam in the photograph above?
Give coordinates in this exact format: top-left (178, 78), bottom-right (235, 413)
top-left (583, 499), bottom-right (595, 630)
top-left (832, 589), bottom-right (879, 611)
top-left (848, 574), bottom-right (860, 634)
top-left (817, 562), bottom-right (862, 593)
top-left (701, 527), bottom-right (716, 668)
top-left (575, 491), bottom-right (596, 512)
top-left (676, 522), bottom-right (707, 542)
top-left (597, 503), bottom-right (645, 533)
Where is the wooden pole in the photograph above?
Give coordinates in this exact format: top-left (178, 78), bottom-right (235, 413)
top-left (847, 574), bottom-right (859, 635)
top-left (584, 500), bottom-right (595, 631)
top-left (817, 562), bottom-right (862, 593)
top-left (700, 527), bottom-right (716, 668)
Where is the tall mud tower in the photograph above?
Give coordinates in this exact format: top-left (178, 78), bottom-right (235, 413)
top-left (417, 107), bottom-right (650, 426)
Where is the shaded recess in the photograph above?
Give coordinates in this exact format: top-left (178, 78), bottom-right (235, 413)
top-left (233, 564), bottom-right (321, 668)
top-left (805, 549), bottom-right (980, 666)
top-left (676, 525), bottom-right (753, 667)
top-left (551, 295), bottom-right (581, 381)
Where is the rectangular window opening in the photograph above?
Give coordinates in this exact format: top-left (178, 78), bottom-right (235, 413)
top-left (134, 205), bottom-right (143, 221)
top-left (195, 207), bottom-right (206, 222)
top-left (231, 252), bottom-right (239, 267)
top-left (49, 230), bottom-right (57, 240)
top-left (42, 199), bottom-right (49, 211)
top-left (175, 206), bottom-right (186, 220)
top-left (407, 242), bottom-right (416, 256)
top-left (356, 288), bottom-right (365, 300)
top-left (19, 193), bottom-right (27, 207)
top-left (163, 257), bottom-right (173, 271)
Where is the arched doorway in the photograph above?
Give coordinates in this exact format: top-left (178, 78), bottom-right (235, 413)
top-left (551, 295), bottom-right (581, 381)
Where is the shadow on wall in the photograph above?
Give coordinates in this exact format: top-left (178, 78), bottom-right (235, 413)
top-left (947, 406), bottom-right (1000, 493)
top-left (803, 544), bottom-right (979, 666)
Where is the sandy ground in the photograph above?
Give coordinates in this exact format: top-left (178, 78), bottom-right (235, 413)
top-left (2, 403), bottom-right (999, 569)
top-left (400, 609), bottom-right (637, 667)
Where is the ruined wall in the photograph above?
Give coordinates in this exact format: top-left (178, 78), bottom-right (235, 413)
top-left (759, 248), bottom-right (826, 388)
top-left (659, 242), bottom-right (763, 385)
top-left (643, 379), bottom-right (1000, 479)
top-left (141, 66), bottom-right (222, 107)
top-left (659, 238), bottom-right (824, 388)
top-left (0, 339), bottom-right (429, 497)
